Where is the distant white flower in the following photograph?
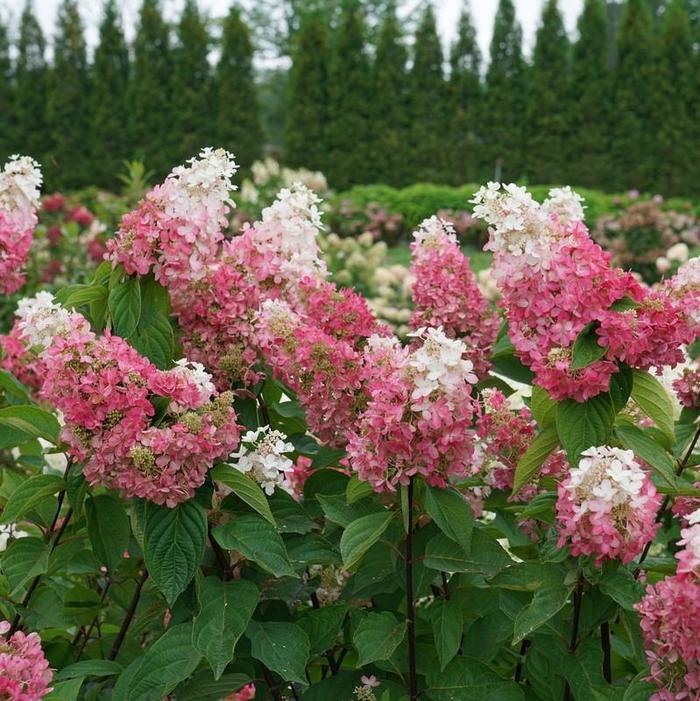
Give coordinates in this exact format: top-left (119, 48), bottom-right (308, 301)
top-left (656, 257), bottom-right (672, 274)
top-left (16, 291), bottom-right (74, 350)
top-left (667, 242), bottom-right (690, 263)
top-left (0, 154), bottom-right (42, 214)
top-left (542, 186), bottom-right (586, 224)
top-left (170, 147), bottom-right (238, 204)
top-left (229, 426), bottom-right (295, 495)
top-left (412, 216), bottom-right (457, 248)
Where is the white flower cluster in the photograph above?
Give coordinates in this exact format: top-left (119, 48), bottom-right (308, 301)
top-left (569, 446), bottom-right (646, 510)
top-left (0, 154), bottom-right (42, 214)
top-left (412, 216), bottom-right (458, 248)
top-left (407, 326), bottom-right (477, 407)
top-left (672, 257), bottom-right (700, 292)
top-left (16, 291), bottom-right (74, 351)
top-left (541, 186), bottom-right (586, 224)
top-left (471, 182), bottom-right (585, 258)
top-left (259, 183), bottom-right (327, 279)
top-left (171, 358), bottom-right (216, 410)
top-left (230, 426), bottom-right (296, 495)
top-left (170, 147), bottom-right (238, 206)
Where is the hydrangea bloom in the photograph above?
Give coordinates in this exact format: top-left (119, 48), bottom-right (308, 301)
top-left (674, 366), bottom-right (700, 408)
top-left (667, 257), bottom-right (700, 334)
top-left (15, 292), bottom-right (77, 350)
top-left (0, 620), bottom-right (53, 700)
top-left (636, 514), bottom-right (700, 699)
top-left (107, 147), bottom-right (237, 287)
top-left (346, 327), bottom-right (479, 492)
top-left (0, 321), bottom-right (45, 392)
top-left (409, 216), bottom-right (499, 379)
top-left (0, 155), bottom-right (42, 295)
top-left (556, 446), bottom-right (660, 565)
top-left (471, 183), bottom-right (695, 401)
top-left (230, 426), bottom-right (296, 495)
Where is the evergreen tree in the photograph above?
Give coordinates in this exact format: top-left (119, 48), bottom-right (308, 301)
top-left (408, 6), bottom-right (449, 183)
top-left (371, 3), bottom-right (409, 186)
top-left (0, 19), bottom-right (12, 161)
top-left (284, 12), bottom-right (330, 173)
top-left (215, 5), bottom-right (263, 173)
top-left (129, 0), bottom-right (173, 178)
top-left (654, 0), bottom-right (694, 195)
top-left (568, 0), bottom-right (611, 188)
top-left (447, 4), bottom-right (482, 185)
top-left (90, 0), bottom-right (130, 190)
top-left (483, 0), bottom-right (526, 181)
top-left (46, 0), bottom-right (90, 189)
top-left (526, 0), bottom-right (570, 184)
top-left (13, 4), bottom-right (49, 166)
top-left (608, 0), bottom-right (656, 191)
top-left (170, 0), bottom-right (212, 166)
top-left (326, 0), bottom-right (373, 188)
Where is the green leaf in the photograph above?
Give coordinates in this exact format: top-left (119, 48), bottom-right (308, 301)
top-left (55, 660), bottom-right (123, 681)
top-left (353, 611), bottom-right (406, 666)
top-left (0, 370), bottom-right (31, 403)
top-left (599, 568), bottom-right (645, 611)
top-left (610, 366), bottom-right (633, 413)
top-left (531, 386), bottom-right (557, 427)
top-left (128, 276), bottom-right (173, 369)
top-left (426, 656), bottom-right (525, 701)
top-left (556, 394), bottom-right (615, 464)
top-left (571, 324), bottom-right (607, 370)
top-left (143, 501), bottom-right (207, 605)
top-left (0, 405), bottom-right (60, 443)
top-left (512, 425), bottom-right (559, 495)
top-left (492, 352), bottom-right (535, 385)
top-left (340, 511), bottom-right (394, 569)
top-left (210, 464), bottom-right (276, 525)
top-left (1, 537), bottom-right (49, 593)
top-left (109, 275), bottom-right (142, 338)
top-left (86, 495), bottom-right (130, 572)
top-left (44, 677), bottom-right (84, 701)
top-left (212, 514), bottom-right (296, 577)
top-left (176, 672), bottom-right (252, 701)
top-left (424, 486), bottom-right (473, 554)
top-left (430, 599), bottom-right (463, 671)
top-left (0, 473), bottom-right (64, 525)
top-left (112, 623), bottom-right (202, 701)
top-left (424, 530), bottom-right (511, 577)
top-left (615, 423), bottom-right (677, 489)
top-left (512, 582), bottom-right (574, 644)
top-left (193, 576), bottom-right (259, 679)
top-left (298, 604), bottom-right (348, 658)
top-left (247, 620), bottom-right (310, 685)
top-left (59, 284), bottom-right (108, 310)
top-left (631, 370), bottom-right (676, 440)
top-left (346, 475), bottom-right (373, 504)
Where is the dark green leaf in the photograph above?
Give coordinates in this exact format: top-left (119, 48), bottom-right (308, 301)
top-left (631, 370), bottom-right (675, 440)
top-left (340, 511), bottom-right (395, 569)
top-left (0, 473), bottom-right (64, 525)
top-left (353, 611), bottom-right (406, 666)
top-left (556, 394), bottom-right (615, 464)
top-left (86, 495), bottom-right (130, 573)
top-left (571, 324), bottom-right (607, 370)
top-left (108, 275), bottom-right (142, 338)
top-left (424, 486), bottom-right (473, 554)
top-left (247, 620), bottom-right (310, 685)
top-left (430, 599), bottom-right (463, 671)
top-left (512, 425), bottom-right (559, 495)
top-left (210, 464), bottom-right (276, 525)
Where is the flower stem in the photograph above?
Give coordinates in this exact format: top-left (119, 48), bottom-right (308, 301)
top-left (563, 573), bottom-right (585, 701)
top-left (601, 621), bottom-right (612, 683)
top-left (405, 477), bottom-right (418, 701)
top-left (108, 569), bottom-right (148, 661)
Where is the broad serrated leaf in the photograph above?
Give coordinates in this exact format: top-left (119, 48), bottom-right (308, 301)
top-left (143, 501), bottom-right (207, 605)
top-left (353, 611), bottom-right (406, 666)
top-left (426, 656), bottom-right (525, 701)
top-left (599, 568), bottom-right (645, 611)
top-left (346, 475), bottom-right (373, 504)
top-left (55, 660), bottom-right (123, 681)
top-left (298, 604), bottom-right (348, 658)
top-left (556, 394), bottom-right (615, 464)
top-left (247, 620), bottom-right (310, 685)
top-left (430, 599), bottom-right (463, 671)
top-left (615, 423), bottom-right (677, 489)
top-left (128, 276), bottom-right (173, 369)
top-left (424, 530), bottom-right (511, 577)
top-left (210, 464), bottom-right (276, 525)
top-left (193, 576), bottom-right (259, 679)
top-left (531, 386), bottom-right (557, 427)
top-left (86, 494), bottom-right (130, 572)
top-left (512, 425), bottom-right (559, 495)
top-left (631, 370), bottom-right (676, 440)
top-left (512, 582), bottom-right (573, 644)
top-left (176, 672), bottom-right (252, 701)
top-left (340, 511), bottom-right (394, 569)
top-left (571, 324), bottom-right (607, 370)
top-left (0, 473), bottom-right (64, 525)
top-left (109, 275), bottom-right (142, 338)
top-left (610, 365), bottom-right (633, 413)
top-left (212, 514), bottom-right (296, 577)
top-left (1, 536), bottom-right (49, 593)
top-left (0, 405), bottom-right (60, 443)
top-left (112, 623), bottom-right (202, 701)
top-left (424, 486), bottom-right (472, 554)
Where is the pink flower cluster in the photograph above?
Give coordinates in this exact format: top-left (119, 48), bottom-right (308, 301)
top-left (556, 446), bottom-right (660, 565)
top-left (409, 216), bottom-right (499, 379)
top-left (637, 516), bottom-right (700, 699)
top-left (674, 366), bottom-right (700, 409)
top-left (225, 684), bottom-right (256, 701)
top-left (0, 155), bottom-right (42, 295)
top-left (345, 328), bottom-right (479, 492)
top-left (471, 184), bottom-right (696, 401)
top-left (0, 621), bottom-right (53, 700)
top-left (0, 322), bottom-right (44, 393)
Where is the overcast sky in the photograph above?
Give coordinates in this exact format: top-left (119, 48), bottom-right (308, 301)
top-left (0, 0), bottom-right (585, 60)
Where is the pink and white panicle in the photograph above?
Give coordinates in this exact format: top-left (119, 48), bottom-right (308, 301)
top-left (0, 155), bottom-right (42, 295)
top-left (0, 620), bottom-right (53, 701)
top-left (636, 511), bottom-right (700, 699)
top-left (409, 216), bottom-right (499, 379)
top-left (107, 147), bottom-right (237, 287)
top-left (471, 183), bottom-right (694, 401)
top-left (556, 446), bottom-right (660, 565)
top-left (346, 327), bottom-right (479, 492)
